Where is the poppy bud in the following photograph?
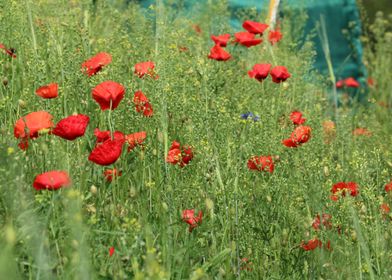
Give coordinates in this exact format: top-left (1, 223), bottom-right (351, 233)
top-left (2, 77), bottom-right (8, 86)
top-left (161, 202), bottom-right (168, 211)
top-left (90, 185), bottom-right (98, 194)
top-left (18, 99), bottom-right (26, 108)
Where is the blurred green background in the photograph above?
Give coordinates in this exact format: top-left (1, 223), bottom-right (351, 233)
top-left (363, 0), bottom-right (392, 20)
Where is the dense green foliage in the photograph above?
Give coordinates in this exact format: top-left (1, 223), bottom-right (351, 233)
top-left (0, 0), bottom-right (392, 279)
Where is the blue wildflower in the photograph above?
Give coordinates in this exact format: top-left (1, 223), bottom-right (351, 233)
top-left (240, 112), bottom-right (260, 122)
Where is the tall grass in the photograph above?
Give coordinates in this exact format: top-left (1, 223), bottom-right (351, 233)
top-left (1, 0), bottom-right (392, 279)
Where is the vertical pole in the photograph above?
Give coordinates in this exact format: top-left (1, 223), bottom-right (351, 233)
top-left (267, 0), bottom-right (281, 29)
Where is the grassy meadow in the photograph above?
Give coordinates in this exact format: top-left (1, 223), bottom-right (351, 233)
top-left (1, 0), bottom-right (392, 279)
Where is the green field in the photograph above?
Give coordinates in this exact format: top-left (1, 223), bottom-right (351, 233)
top-left (1, 1), bottom-right (392, 279)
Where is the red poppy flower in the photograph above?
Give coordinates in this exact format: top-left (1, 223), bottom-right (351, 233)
top-left (268, 30), bottom-right (283, 45)
top-left (270, 66), bottom-right (291, 83)
top-left (134, 61), bottom-right (158, 79)
top-left (33, 170), bottom-right (71, 191)
top-left (331, 182), bottom-right (359, 200)
top-left (336, 80), bottom-right (344, 88)
top-left (322, 120), bottom-right (336, 144)
top-left (182, 209), bottom-right (203, 232)
top-left (192, 24), bottom-right (202, 34)
top-left (381, 203), bottom-right (390, 214)
top-left (248, 63), bottom-right (271, 82)
top-left (125, 131), bottom-right (146, 152)
top-left (208, 45), bottom-right (231, 61)
top-left (52, 114), bottom-right (90, 140)
top-left (94, 128), bottom-right (125, 143)
top-left (247, 155), bottom-right (274, 173)
top-left (385, 181), bottom-right (392, 192)
top-left (178, 46), bottom-right (189, 52)
top-left (166, 141), bottom-right (193, 167)
top-left (301, 238), bottom-right (322, 251)
top-left (233, 32), bottom-right (263, 48)
top-left (312, 214), bottom-right (332, 230)
top-left (352, 128), bottom-right (372, 137)
top-left (325, 240), bottom-right (332, 251)
top-left (133, 91), bottom-right (154, 117)
top-left (282, 125), bottom-right (311, 148)
top-left (14, 111), bottom-right (54, 149)
top-left (336, 77), bottom-right (360, 88)
top-left (289, 111), bottom-right (306, 125)
top-left (0, 43), bottom-right (16, 58)
top-left (88, 138), bottom-right (125, 166)
top-left (109, 247), bottom-right (115, 257)
top-left (344, 77), bottom-right (360, 88)
top-left (14, 111), bottom-right (54, 140)
top-left (167, 144), bottom-right (182, 165)
top-left (104, 168), bottom-right (122, 182)
top-left (92, 81), bottom-right (125, 111)
top-left (35, 83), bottom-right (58, 99)
top-left (240, 258), bottom-right (253, 271)
top-left (242, 20), bottom-right (269, 35)
top-left (81, 52), bottom-right (112, 77)
top-left (211, 34), bottom-right (231, 47)
top-left (367, 77), bottom-right (375, 87)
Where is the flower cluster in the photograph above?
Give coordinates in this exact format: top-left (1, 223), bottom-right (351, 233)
top-left (208, 20), bottom-right (282, 62)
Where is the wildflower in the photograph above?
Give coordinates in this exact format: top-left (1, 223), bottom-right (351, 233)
top-left (88, 138), bottom-right (125, 166)
top-left (312, 214), bottom-right (332, 230)
top-left (133, 91), bottom-right (153, 117)
top-left (0, 44), bottom-right (16, 58)
top-left (331, 182), bottom-right (359, 200)
top-left (33, 171), bottom-right (71, 191)
top-left (289, 111), bottom-right (306, 125)
top-left (352, 128), bottom-right (372, 137)
top-left (178, 46), bottom-right (189, 52)
top-left (211, 34), bottom-right (231, 47)
top-left (134, 61), bottom-right (158, 79)
top-left (322, 120), bottom-right (336, 144)
top-left (92, 81), bottom-right (125, 111)
top-left (242, 20), bottom-right (269, 35)
top-left (109, 247), bottom-right (115, 257)
top-left (208, 45), bottom-right (231, 61)
top-left (104, 168), bottom-right (122, 182)
top-left (233, 32), bottom-right (262, 48)
top-left (192, 24), bottom-right (202, 34)
top-left (385, 181), bottom-right (392, 193)
top-left (367, 77), bottom-right (375, 87)
top-left (125, 131), bottom-right (146, 152)
top-left (81, 52), bottom-right (112, 77)
top-left (282, 125), bottom-right (311, 148)
top-left (325, 240), bottom-right (332, 251)
top-left (240, 112), bottom-right (260, 122)
top-left (270, 66), bottom-right (291, 83)
top-left (94, 128), bottom-right (125, 143)
top-left (381, 203), bottom-right (390, 214)
top-left (53, 114), bottom-right (90, 140)
top-left (166, 141), bottom-right (193, 167)
top-left (14, 111), bottom-right (54, 150)
top-left (248, 63), bottom-right (271, 82)
top-left (268, 29), bottom-right (283, 45)
top-left (182, 209), bottom-right (203, 232)
top-left (336, 77), bottom-right (360, 88)
top-left (240, 258), bottom-right (253, 271)
top-left (35, 83), bottom-right (58, 99)
top-left (301, 238), bottom-right (322, 251)
top-left (247, 155), bottom-right (275, 173)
